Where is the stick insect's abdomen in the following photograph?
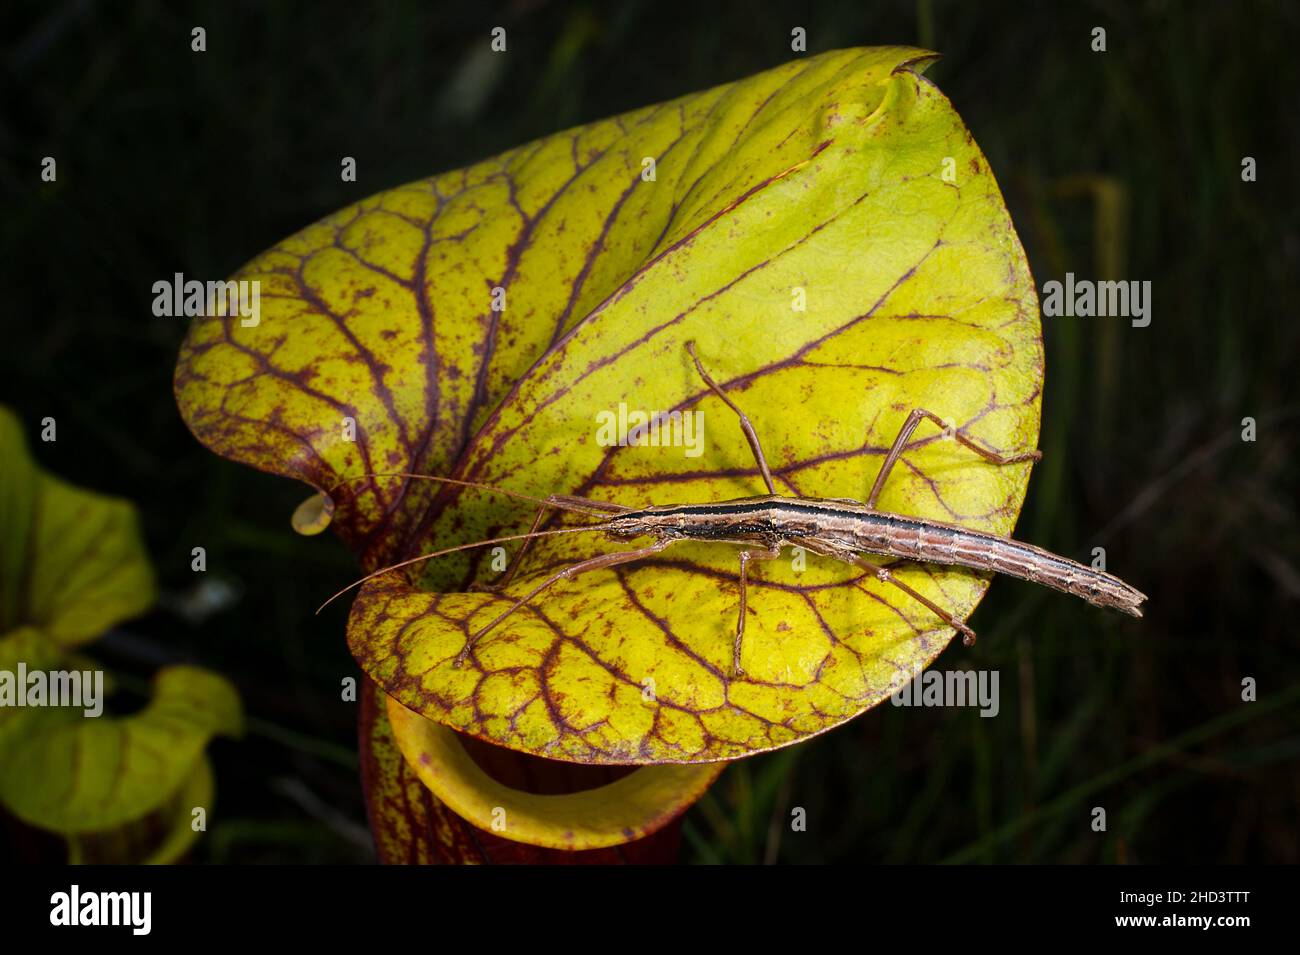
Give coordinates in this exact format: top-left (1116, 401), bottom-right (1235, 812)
top-left (853, 513), bottom-right (1148, 617)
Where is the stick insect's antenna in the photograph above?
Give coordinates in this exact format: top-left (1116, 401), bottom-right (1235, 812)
top-left (315, 474), bottom-right (632, 613)
top-left (325, 471), bottom-right (619, 517)
top-left (315, 525), bottom-right (609, 614)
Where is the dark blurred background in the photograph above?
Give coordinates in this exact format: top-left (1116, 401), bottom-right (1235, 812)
top-left (2, 0), bottom-right (1296, 863)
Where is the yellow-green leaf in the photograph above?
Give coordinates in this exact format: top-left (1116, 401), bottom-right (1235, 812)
top-left (0, 626), bottom-right (69, 762)
top-left (175, 48), bottom-right (953, 569)
top-left (0, 666), bottom-right (243, 834)
top-left (359, 678), bottom-right (693, 860)
top-left (0, 406), bottom-right (155, 649)
top-left (174, 63), bottom-right (735, 566)
top-left (345, 48), bottom-right (1042, 763)
top-left (0, 410), bottom-right (238, 859)
top-left (385, 694), bottom-right (722, 850)
top-left (66, 757), bottom-right (216, 865)
top-left (171, 48), bottom-right (1041, 767)
top-left (0, 405), bottom-right (157, 770)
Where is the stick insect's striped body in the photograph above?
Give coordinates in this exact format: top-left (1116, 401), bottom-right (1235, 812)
top-left (604, 497), bottom-right (1147, 617)
top-left (323, 341), bottom-right (1147, 674)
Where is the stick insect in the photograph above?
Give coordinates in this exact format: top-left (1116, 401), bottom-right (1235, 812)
top-left (322, 341), bottom-right (1146, 674)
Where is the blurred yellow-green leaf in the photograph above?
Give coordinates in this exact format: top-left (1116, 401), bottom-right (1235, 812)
top-left (0, 404), bottom-right (159, 771)
top-left (66, 756), bottom-right (217, 865)
top-left (0, 666), bottom-right (242, 834)
top-left (0, 406), bottom-right (155, 649)
top-left (0, 407), bottom-right (240, 861)
top-left (0, 626), bottom-right (67, 762)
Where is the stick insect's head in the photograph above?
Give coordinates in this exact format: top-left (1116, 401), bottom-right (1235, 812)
top-left (599, 507), bottom-right (685, 542)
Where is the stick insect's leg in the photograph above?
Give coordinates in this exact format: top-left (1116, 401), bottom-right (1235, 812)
top-left (471, 494), bottom-right (630, 594)
top-left (686, 341), bottom-right (777, 495)
top-left (865, 408), bottom-right (1042, 509)
top-left (733, 546), bottom-right (782, 676)
top-left (852, 555), bottom-right (978, 646)
top-left (454, 539), bottom-right (674, 668)
top-left (471, 503), bottom-right (550, 594)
